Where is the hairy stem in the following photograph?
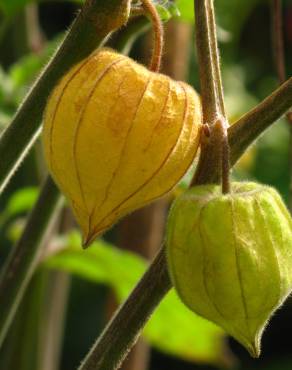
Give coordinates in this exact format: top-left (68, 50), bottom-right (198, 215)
top-left (194, 0), bottom-right (225, 122)
top-left (192, 0), bottom-right (229, 188)
top-left (271, 0), bottom-right (286, 84)
top-left (220, 120), bottom-right (230, 194)
top-left (0, 0), bottom-right (131, 194)
top-left (271, 0), bottom-right (292, 210)
top-left (141, 0), bottom-right (164, 72)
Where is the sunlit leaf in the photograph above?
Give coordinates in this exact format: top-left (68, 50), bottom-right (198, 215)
top-left (45, 232), bottom-right (234, 367)
top-left (176, 0), bottom-right (193, 22)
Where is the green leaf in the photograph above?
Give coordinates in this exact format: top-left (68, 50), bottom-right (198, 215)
top-left (223, 65), bottom-right (258, 121)
top-left (9, 36), bottom-right (62, 88)
top-left (46, 232), bottom-right (233, 367)
top-left (7, 36), bottom-right (63, 105)
top-left (4, 186), bottom-right (39, 218)
top-left (0, 0), bottom-right (34, 17)
top-left (176, 0), bottom-right (194, 22)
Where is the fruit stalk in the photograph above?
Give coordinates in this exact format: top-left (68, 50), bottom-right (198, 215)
top-left (271, 0), bottom-right (292, 212)
top-left (141, 0), bottom-right (164, 72)
top-left (191, 0), bottom-right (230, 189)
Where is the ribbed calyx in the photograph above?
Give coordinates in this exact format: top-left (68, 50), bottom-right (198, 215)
top-left (166, 182), bottom-right (292, 357)
top-left (43, 48), bottom-right (202, 246)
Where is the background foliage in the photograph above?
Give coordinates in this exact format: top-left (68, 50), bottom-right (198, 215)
top-left (0, 0), bottom-right (291, 369)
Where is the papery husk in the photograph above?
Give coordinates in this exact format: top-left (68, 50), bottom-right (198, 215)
top-left (166, 182), bottom-right (292, 357)
top-left (43, 48), bottom-right (202, 245)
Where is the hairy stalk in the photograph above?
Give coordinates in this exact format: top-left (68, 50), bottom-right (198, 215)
top-left (78, 3), bottom-right (292, 370)
top-left (0, 176), bottom-right (62, 348)
top-left (191, 0), bottom-right (230, 193)
top-left (194, 0), bottom-right (224, 121)
top-left (207, 2), bottom-right (226, 118)
top-left (191, 0), bottom-right (229, 188)
top-left (271, 0), bottom-right (286, 84)
top-left (271, 0), bottom-right (292, 210)
top-left (220, 120), bottom-right (230, 194)
top-left (0, 0), bottom-right (131, 194)
top-left (141, 0), bottom-right (163, 72)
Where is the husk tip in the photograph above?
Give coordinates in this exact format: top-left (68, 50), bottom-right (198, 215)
top-left (82, 233), bottom-right (95, 249)
top-left (246, 340), bottom-right (261, 359)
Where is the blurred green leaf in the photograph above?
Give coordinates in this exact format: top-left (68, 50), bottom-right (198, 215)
top-left (0, 35), bottom-right (62, 129)
top-left (6, 218), bottom-right (26, 242)
top-left (252, 120), bottom-right (290, 201)
top-left (0, 187), bottom-right (39, 236)
top-left (176, 0), bottom-right (193, 22)
top-left (9, 36), bottom-right (61, 88)
top-left (8, 35), bottom-right (62, 104)
top-left (156, 4), bottom-right (172, 22)
top-left (4, 186), bottom-right (39, 218)
top-left (0, 0), bottom-right (34, 17)
top-left (46, 232), bottom-right (233, 367)
top-left (223, 65), bottom-right (258, 121)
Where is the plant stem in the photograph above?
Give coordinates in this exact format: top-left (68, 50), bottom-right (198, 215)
top-left (221, 121), bottom-right (230, 194)
top-left (141, 0), bottom-right (164, 72)
top-left (229, 77), bottom-right (292, 169)
top-left (0, 0), bottom-right (131, 194)
top-left (39, 271), bottom-right (70, 370)
top-left (0, 176), bottom-right (62, 348)
top-left (194, 0), bottom-right (225, 122)
top-left (271, 0), bottom-right (292, 210)
top-left (0, 271), bottom-right (47, 370)
top-left (191, 0), bottom-right (229, 190)
top-left (271, 0), bottom-right (286, 84)
top-left (79, 248), bottom-right (171, 370)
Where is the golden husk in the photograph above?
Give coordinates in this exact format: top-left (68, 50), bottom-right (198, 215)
top-left (43, 49), bottom-right (202, 245)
